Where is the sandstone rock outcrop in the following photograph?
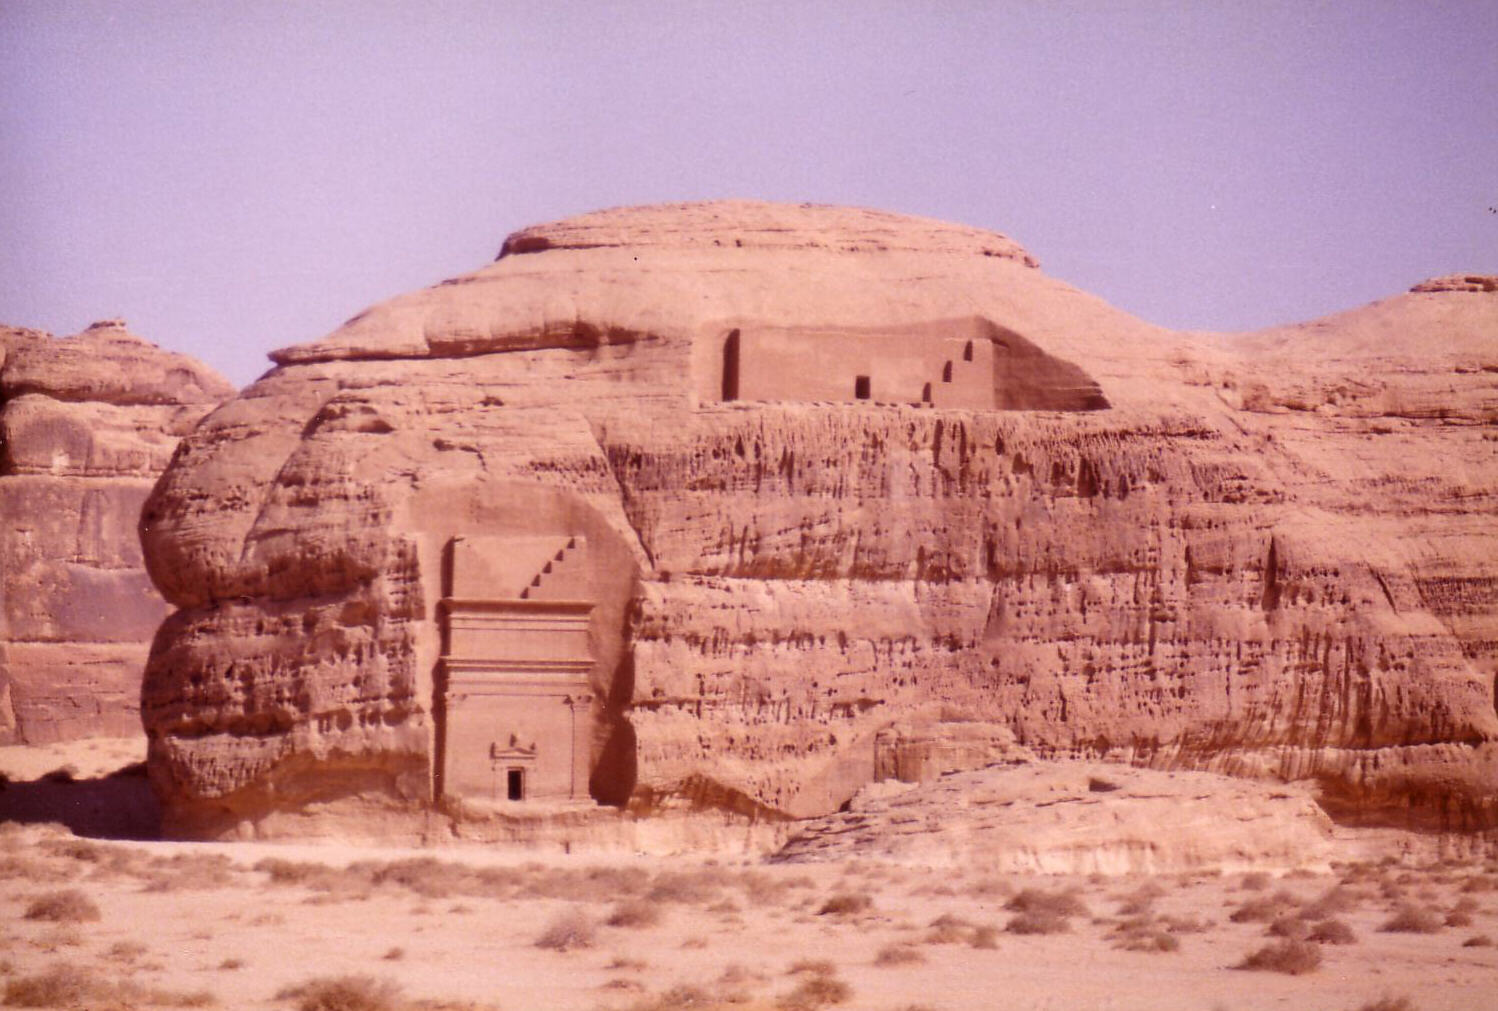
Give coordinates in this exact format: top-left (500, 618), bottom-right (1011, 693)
top-left (138, 202), bottom-right (1498, 843)
top-left (774, 762), bottom-right (1343, 873)
top-left (0, 321), bottom-right (233, 743)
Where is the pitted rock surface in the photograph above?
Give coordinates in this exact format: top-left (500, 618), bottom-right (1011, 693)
top-left (0, 321), bottom-right (233, 744)
top-left (138, 201), bottom-right (1498, 841)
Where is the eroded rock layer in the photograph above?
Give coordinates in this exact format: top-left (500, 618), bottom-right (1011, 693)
top-left (773, 762), bottom-right (1344, 873)
top-left (0, 321), bottom-right (233, 743)
top-left (138, 203), bottom-right (1498, 840)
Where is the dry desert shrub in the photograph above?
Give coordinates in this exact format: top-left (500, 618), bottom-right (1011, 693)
top-left (606, 956), bottom-right (649, 971)
top-left (535, 909), bottom-right (596, 951)
top-left (1157, 914), bottom-right (1212, 934)
top-left (624, 984), bottom-right (713, 1011)
top-left (218, 958), bottom-right (245, 971)
top-left (924, 912), bottom-right (976, 944)
top-left (1459, 873), bottom-right (1496, 893)
top-left (1444, 910), bottom-right (1473, 927)
top-left (1357, 997), bottom-right (1417, 1011)
top-left (1461, 933), bottom-right (1493, 947)
top-left (786, 959), bottom-right (836, 977)
top-left (35, 838), bottom-right (102, 864)
top-left (1004, 909), bottom-right (1070, 935)
top-left (1004, 887), bottom-right (1087, 918)
top-left (778, 967), bottom-right (852, 1010)
top-left (737, 870), bottom-right (796, 907)
top-left (1379, 904), bottom-right (1443, 934)
top-left (107, 939), bottom-right (149, 961)
top-left (138, 984), bottom-right (217, 1007)
top-left (1109, 915), bottom-right (1181, 953)
top-left (364, 857), bottom-right (470, 899)
top-left (1266, 915), bottom-right (1309, 940)
top-left (874, 943), bottom-right (925, 967)
top-left (275, 975), bottom-right (403, 1011)
top-left (1300, 885), bottom-right (1362, 919)
top-left (607, 899), bottom-right (665, 928)
top-left (3, 965), bottom-right (216, 1009)
top-left (255, 857), bottom-right (354, 891)
top-left (1115, 928), bottom-right (1180, 953)
top-left (907, 881), bottom-right (957, 898)
top-left (817, 892), bottom-right (872, 916)
top-left (1238, 872), bottom-right (1271, 891)
top-left (717, 963), bottom-right (765, 986)
top-left (1234, 939), bottom-right (1322, 975)
top-left (522, 864), bottom-right (650, 903)
top-left (646, 870), bottom-right (721, 905)
top-left (22, 888), bottom-right (99, 923)
top-left (1113, 882), bottom-right (1165, 915)
top-left (382, 947), bottom-right (405, 961)
top-left (1228, 889), bottom-right (1300, 924)
top-left (2, 964), bottom-right (91, 1007)
top-left (970, 924), bottom-right (1000, 949)
top-left (29, 927), bottom-right (82, 952)
top-left (139, 851), bottom-right (237, 891)
top-left (625, 982), bottom-right (787, 1011)
top-left (0, 856), bottom-right (68, 884)
top-left (1003, 886), bottom-right (1087, 934)
top-left (1306, 918), bottom-right (1357, 944)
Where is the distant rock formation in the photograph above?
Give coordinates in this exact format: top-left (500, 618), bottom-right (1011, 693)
top-left (0, 321), bottom-right (233, 744)
top-left (1410, 274), bottom-right (1498, 294)
top-left (138, 201), bottom-right (1498, 843)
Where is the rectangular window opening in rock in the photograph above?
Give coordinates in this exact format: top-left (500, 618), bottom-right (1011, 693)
top-left (721, 329), bottom-right (740, 401)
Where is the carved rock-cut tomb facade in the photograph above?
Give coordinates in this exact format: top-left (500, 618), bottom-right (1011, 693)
top-left (136, 201), bottom-right (1498, 844)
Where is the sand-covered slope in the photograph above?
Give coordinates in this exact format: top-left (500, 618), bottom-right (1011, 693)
top-left (137, 201), bottom-right (1498, 842)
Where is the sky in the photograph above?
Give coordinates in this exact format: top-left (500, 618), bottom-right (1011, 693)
top-left (3, 1), bottom-right (1495, 388)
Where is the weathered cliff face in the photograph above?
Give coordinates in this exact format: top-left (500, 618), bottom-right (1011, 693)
top-left (0, 321), bottom-right (233, 744)
top-left (138, 201), bottom-right (1498, 841)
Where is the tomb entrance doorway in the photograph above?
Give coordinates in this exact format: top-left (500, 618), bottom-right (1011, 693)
top-left (437, 534), bottom-right (595, 804)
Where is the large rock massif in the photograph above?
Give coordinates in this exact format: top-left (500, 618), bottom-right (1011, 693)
top-left (138, 202), bottom-right (1498, 844)
top-left (1, 321), bottom-right (233, 744)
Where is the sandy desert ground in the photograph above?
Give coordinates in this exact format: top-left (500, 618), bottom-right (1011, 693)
top-left (3, 743), bottom-right (1496, 1011)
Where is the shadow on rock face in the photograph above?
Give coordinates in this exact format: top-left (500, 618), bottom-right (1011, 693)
top-left (0, 762), bottom-right (161, 840)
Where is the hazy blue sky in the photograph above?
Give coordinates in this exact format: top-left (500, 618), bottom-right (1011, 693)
top-left (3, 1), bottom-right (1495, 387)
